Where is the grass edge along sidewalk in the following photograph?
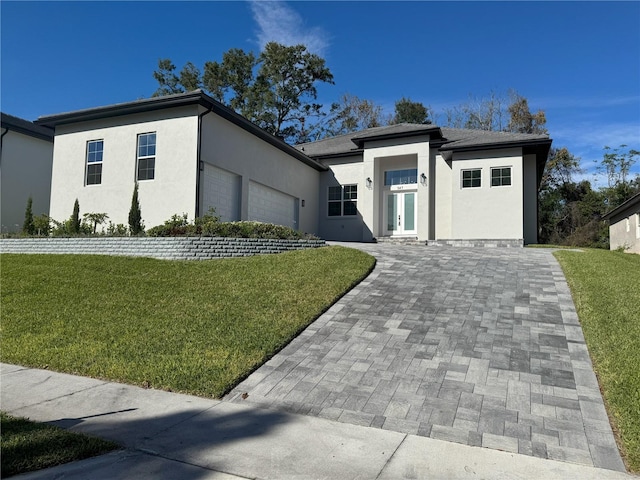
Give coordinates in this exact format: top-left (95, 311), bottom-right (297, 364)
top-left (0, 412), bottom-right (119, 477)
top-left (554, 249), bottom-right (640, 473)
top-left (0, 246), bottom-right (375, 399)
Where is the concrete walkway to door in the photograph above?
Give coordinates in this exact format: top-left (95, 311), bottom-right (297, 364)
top-left (226, 243), bottom-right (625, 471)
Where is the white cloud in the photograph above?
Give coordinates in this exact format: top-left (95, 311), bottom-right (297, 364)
top-left (249, 1), bottom-right (328, 56)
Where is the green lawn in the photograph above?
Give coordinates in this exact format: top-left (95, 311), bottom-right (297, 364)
top-left (0, 412), bottom-right (118, 477)
top-left (0, 246), bottom-right (375, 398)
top-left (554, 249), bottom-right (640, 472)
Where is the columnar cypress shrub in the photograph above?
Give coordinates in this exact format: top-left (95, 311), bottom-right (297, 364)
top-left (22, 196), bottom-right (35, 235)
top-left (69, 199), bottom-right (81, 234)
top-left (128, 182), bottom-right (144, 235)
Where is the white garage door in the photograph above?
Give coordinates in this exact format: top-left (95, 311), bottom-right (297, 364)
top-left (201, 164), bottom-right (241, 222)
top-left (248, 181), bottom-right (298, 229)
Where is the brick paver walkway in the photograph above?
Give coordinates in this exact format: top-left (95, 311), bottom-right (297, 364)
top-left (225, 244), bottom-right (625, 471)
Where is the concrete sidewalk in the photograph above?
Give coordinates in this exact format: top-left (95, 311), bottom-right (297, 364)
top-left (2, 364), bottom-right (633, 479)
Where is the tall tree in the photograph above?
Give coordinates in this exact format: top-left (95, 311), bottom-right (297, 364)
top-left (152, 59), bottom-right (183, 97)
top-left (390, 97), bottom-right (432, 125)
top-left (321, 93), bottom-right (384, 137)
top-left (598, 145), bottom-right (640, 209)
top-left (442, 90), bottom-right (546, 134)
top-left (153, 43), bottom-right (334, 143)
top-left (507, 91), bottom-right (547, 134)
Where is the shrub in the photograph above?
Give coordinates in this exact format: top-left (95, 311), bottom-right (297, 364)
top-left (128, 183), bottom-right (144, 235)
top-left (106, 222), bottom-right (129, 236)
top-left (83, 213), bottom-right (109, 234)
top-left (33, 214), bottom-right (51, 236)
top-left (147, 211), bottom-right (318, 240)
top-left (22, 197), bottom-right (35, 235)
top-left (69, 199), bottom-right (81, 234)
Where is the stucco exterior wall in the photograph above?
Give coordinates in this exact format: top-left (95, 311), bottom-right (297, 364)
top-left (449, 148), bottom-right (524, 240)
top-left (434, 154), bottom-right (453, 239)
top-left (49, 106), bottom-right (199, 230)
top-left (609, 211), bottom-right (640, 254)
top-left (318, 155), bottom-right (367, 241)
top-left (199, 112), bottom-right (320, 235)
top-left (1, 130), bottom-right (53, 233)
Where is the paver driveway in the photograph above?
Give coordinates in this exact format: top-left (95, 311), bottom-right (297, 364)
top-left (226, 244), bottom-right (624, 471)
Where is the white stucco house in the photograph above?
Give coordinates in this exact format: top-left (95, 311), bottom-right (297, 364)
top-left (1, 113), bottom-right (54, 233)
top-left (36, 90), bottom-right (552, 245)
top-left (603, 192), bottom-right (640, 254)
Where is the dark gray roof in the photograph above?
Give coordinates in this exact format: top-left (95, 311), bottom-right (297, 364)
top-left (1, 112), bottom-right (54, 142)
top-left (439, 127), bottom-right (550, 151)
top-left (296, 124), bottom-right (551, 160)
top-left (602, 191), bottom-right (640, 221)
top-left (35, 90), bottom-right (327, 172)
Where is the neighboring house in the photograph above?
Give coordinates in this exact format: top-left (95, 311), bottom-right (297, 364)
top-left (297, 124), bottom-right (551, 244)
top-left (36, 91), bottom-right (325, 233)
top-left (0, 113), bottom-right (54, 233)
top-left (603, 192), bottom-right (640, 253)
top-left (35, 90), bottom-right (552, 244)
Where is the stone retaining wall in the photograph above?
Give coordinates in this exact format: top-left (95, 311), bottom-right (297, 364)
top-left (0, 237), bottom-right (326, 260)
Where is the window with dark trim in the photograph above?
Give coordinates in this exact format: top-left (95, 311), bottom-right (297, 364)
top-left (491, 167), bottom-right (512, 187)
top-left (461, 169), bottom-right (481, 188)
top-left (328, 184), bottom-right (358, 216)
top-left (86, 140), bottom-right (103, 185)
top-left (137, 132), bottom-right (156, 181)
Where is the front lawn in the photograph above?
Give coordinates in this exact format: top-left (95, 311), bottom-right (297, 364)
top-left (0, 246), bottom-right (374, 398)
top-left (0, 412), bottom-right (118, 477)
top-left (554, 249), bottom-right (640, 472)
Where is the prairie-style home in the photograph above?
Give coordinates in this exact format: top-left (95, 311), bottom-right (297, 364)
top-left (36, 90), bottom-right (552, 245)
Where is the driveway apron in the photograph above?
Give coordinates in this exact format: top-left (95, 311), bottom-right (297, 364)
top-left (225, 244), bottom-right (624, 471)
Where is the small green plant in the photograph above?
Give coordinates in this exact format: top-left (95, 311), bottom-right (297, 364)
top-left (106, 222), bottom-right (129, 236)
top-left (614, 243), bottom-right (631, 253)
top-left (22, 197), bottom-right (35, 235)
top-left (69, 199), bottom-right (81, 234)
top-left (83, 213), bottom-right (109, 234)
top-left (33, 214), bottom-right (51, 236)
top-left (128, 183), bottom-right (144, 235)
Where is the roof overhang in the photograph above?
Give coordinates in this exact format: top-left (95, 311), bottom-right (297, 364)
top-left (350, 125), bottom-right (442, 148)
top-left (1, 112), bottom-right (54, 142)
top-left (602, 192), bottom-right (640, 222)
top-left (35, 90), bottom-right (327, 172)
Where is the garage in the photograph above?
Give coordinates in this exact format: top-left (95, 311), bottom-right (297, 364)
top-left (248, 181), bottom-right (298, 229)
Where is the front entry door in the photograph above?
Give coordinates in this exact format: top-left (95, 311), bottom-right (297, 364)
top-left (384, 191), bottom-right (417, 236)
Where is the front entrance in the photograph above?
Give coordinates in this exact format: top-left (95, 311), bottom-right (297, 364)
top-left (384, 190), bottom-right (417, 236)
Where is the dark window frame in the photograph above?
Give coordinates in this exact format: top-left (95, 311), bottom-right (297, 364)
top-left (491, 167), bottom-right (512, 187)
top-left (85, 139), bottom-right (104, 186)
top-left (328, 184), bottom-right (358, 217)
top-left (461, 168), bottom-right (481, 188)
top-left (137, 132), bottom-right (156, 181)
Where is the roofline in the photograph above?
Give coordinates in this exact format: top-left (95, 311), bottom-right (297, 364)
top-left (602, 191), bottom-right (640, 221)
top-left (1, 112), bottom-right (54, 142)
top-left (439, 137), bottom-right (552, 153)
top-left (306, 149), bottom-right (365, 161)
top-left (35, 90), bottom-right (327, 172)
top-left (351, 125), bottom-right (442, 148)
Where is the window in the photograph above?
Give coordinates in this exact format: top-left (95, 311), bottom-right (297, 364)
top-left (462, 169), bottom-right (481, 188)
top-left (636, 214), bottom-right (640, 239)
top-left (137, 133), bottom-right (156, 181)
top-left (626, 217), bottom-right (631, 233)
top-left (86, 140), bottom-right (103, 185)
top-left (328, 184), bottom-right (358, 216)
top-left (491, 167), bottom-right (512, 187)
top-left (384, 169), bottom-right (417, 186)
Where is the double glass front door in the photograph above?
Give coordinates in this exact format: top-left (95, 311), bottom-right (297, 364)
top-left (385, 191), bottom-right (416, 236)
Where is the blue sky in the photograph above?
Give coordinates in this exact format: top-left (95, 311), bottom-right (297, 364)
top-left (2, 1), bottom-right (639, 184)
